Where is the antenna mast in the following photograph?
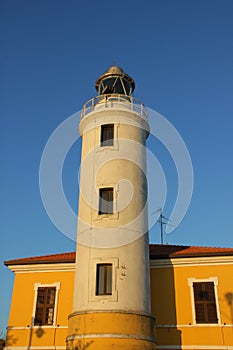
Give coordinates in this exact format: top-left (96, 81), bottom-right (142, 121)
top-left (158, 209), bottom-right (170, 244)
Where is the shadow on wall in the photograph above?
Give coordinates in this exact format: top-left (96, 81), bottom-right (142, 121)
top-left (225, 292), bottom-right (233, 324)
top-left (0, 339), bottom-right (5, 350)
top-left (5, 317), bottom-right (47, 349)
top-left (27, 320), bottom-right (46, 350)
top-left (72, 339), bottom-right (94, 350)
top-left (150, 259), bottom-right (181, 348)
top-left (5, 333), bottom-right (17, 347)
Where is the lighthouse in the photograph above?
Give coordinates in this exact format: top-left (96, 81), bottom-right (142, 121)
top-left (67, 66), bottom-right (156, 349)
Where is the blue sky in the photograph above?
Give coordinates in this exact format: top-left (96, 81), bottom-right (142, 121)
top-left (1, 0), bottom-right (233, 334)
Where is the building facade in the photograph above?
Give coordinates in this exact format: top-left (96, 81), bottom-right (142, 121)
top-left (4, 244), bottom-right (233, 349)
top-left (4, 67), bottom-right (233, 349)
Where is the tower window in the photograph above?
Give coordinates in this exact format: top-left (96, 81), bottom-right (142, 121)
top-left (96, 264), bottom-right (112, 295)
top-left (101, 124), bottom-right (114, 147)
top-left (193, 282), bottom-right (218, 324)
top-left (34, 287), bottom-right (56, 325)
top-left (99, 188), bottom-right (113, 214)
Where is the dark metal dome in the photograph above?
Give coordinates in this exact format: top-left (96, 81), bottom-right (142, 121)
top-left (95, 66), bottom-right (135, 96)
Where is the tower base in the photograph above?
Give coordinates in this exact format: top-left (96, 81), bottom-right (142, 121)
top-left (66, 311), bottom-right (156, 349)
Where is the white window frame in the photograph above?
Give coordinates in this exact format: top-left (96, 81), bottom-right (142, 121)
top-left (98, 187), bottom-right (114, 215)
top-left (95, 184), bottom-right (119, 221)
top-left (89, 257), bottom-right (118, 302)
top-left (97, 123), bottom-right (119, 151)
top-left (188, 277), bottom-right (221, 325)
top-left (32, 282), bottom-right (60, 327)
top-left (100, 124), bottom-right (114, 147)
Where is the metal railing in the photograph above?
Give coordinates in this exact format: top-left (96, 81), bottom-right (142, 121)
top-left (81, 94), bottom-right (148, 121)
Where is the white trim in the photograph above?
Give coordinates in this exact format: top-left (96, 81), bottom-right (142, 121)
top-left (67, 332), bottom-right (156, 342)
top-left (4, 347), bottom-right (66, 350)
top-left (94, 184), bottom-right (119, 221)
top-left (150, 255), bottom-right (233, 268)
top-left (157, 346), bottom-right (233, 349)
top-left (89, 257), bottom-right (118, 302)
top-left (155, 323), bottom-right (233, 328)
top-left (7, 325), bottom-right (68, 330)
top-left (4, 346), bottom-right (233, 350)
top-left (32, 282), bottom-right (60, 327)
top-left (97, 122), bottom-right (119, 151)
top-left (188, 277), bottom-right (221, 325)
top-left (79, 108), bottom-right (149, 138)
top-left (7, 255), bottom-right (233, 274)
top-left (7, 263), bottom-right (75, 273)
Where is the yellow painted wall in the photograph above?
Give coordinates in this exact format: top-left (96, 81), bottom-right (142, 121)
top-left (67, 311), bottom-right (156, 350)
top-left (6, 259), bottom-right (233, 349)
top-left (6, 269), bottom-right (74, 348)
top-left (150, 260), bottom-right (233, 348)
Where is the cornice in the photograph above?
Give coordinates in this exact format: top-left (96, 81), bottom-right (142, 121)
top-left (7, 256), bottom-right (233, 273)
top-left (150, 255), bottom-right (233, 268)
top-left (7, 263), bottom-right (76, 273)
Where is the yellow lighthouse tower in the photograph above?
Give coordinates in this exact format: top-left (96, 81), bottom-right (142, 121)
top-left (66, 66), bottom-right (156, 349)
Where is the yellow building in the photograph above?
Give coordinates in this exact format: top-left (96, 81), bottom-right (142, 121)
top-left (4, 244), bottom-right (233, 350)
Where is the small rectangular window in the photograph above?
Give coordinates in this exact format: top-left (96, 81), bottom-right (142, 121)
top-left (193, 282), bottom-right (218, 324)
top-left (101, 124), bottom-right (114, 147)
top-left (96, 264), bottom-right (112, 295)
top-left (34, 287), bottom-right (56, 325)
top-left (99, 188), bottom-right (113, 214)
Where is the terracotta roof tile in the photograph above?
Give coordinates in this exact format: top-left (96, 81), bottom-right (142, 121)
top-left (4, 244), bottom-right (233, 266)
top-left (149, 244), bottom-right (233, 259)
top-left (4, 252), bottom-right (76, 265)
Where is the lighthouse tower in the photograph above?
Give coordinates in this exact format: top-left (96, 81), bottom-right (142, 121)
top-left (67, 66), bottom-right (156, 349)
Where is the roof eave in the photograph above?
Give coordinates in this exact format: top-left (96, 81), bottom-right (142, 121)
top-left (150, 251), bottom-right (233, 260)
top-left (4, 258), bottom-right (76, 266)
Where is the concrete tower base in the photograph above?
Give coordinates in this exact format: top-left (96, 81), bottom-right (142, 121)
top-left (66, 311), bottom-right (156, 349)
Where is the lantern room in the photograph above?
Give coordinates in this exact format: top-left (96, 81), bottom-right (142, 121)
top-left (95, 65), bottom-right (135, 96)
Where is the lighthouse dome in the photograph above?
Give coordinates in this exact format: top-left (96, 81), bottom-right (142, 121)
top-left (105, 66), bottom-right (124, 74)
top-left (95, 65), bottom-right (135, 96)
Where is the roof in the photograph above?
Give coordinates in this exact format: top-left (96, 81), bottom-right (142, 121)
top-left (4, 244), bottom-right (233, 266)
top-left (149, 244), bottom-right (233, 259)
top-left (95, 65), bottom-right (135, 92)
top-left (5, 252), bottom-right (76, 266)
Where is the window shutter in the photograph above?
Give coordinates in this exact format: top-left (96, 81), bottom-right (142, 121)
top-left (35, 287), bottom-right (56, 325)
top-left (193, 282), bottom-right (218, 324)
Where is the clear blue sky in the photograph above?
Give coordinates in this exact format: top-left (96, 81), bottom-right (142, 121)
top-left (1, 0), bottom-right (233, 335)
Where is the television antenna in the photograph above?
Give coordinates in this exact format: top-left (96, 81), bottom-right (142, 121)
top-left (153, 209), bottom-right (176, 244)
